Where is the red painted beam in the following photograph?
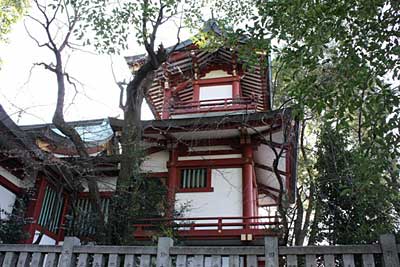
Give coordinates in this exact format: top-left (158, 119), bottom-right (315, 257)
top-left (0, 174), bottom-right (22, 194)
top-left (173, 158), bottom-right (246, 168)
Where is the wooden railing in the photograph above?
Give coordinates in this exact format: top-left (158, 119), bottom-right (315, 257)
top-left (0, 234), bottom-right (399, 266)
top-left (133, 216), bottom-right (280, 240)
top-left (170, 97), bottom-right (257, 115)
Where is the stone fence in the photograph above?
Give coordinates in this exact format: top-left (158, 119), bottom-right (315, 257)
top-left (0, 234), bottom-right (399, 266)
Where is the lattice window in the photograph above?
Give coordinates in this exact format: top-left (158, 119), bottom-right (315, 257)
top-left (180, 168), bottom-right (208, 189)
top-left (69, 197), bottom-right (110, 237)
top-left (37, 186), bottom-right (64, 233)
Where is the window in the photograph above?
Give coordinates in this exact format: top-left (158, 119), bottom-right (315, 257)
top-left (67, 196), bottom-right (111, 237)
top-left (199, 84), bottom-right (233, 102)
top-left (37, 186), bottom-right (64, 233)
top-left (179, 168), bottom-right (213, 192)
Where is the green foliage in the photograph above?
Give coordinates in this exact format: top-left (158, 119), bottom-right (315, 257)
top-left (313, 125), bottom-right (398, 244)
top-left (205, 0), bottom-right (399, 244)
top-left (0, 0), bottom-right (27, 42)
top-left (0, 0), bottom-right (28, 67)
top-left (98, 176), bottom-right (171, 245)
top-left (83, 0), bottom-right (203, 54)
top-left (0, 195), bottom-right (31, 244)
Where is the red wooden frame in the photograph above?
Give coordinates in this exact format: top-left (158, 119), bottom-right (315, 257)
top-left (22, 176), bottom-right (74, 244)
top-left (173, 158), bottom-right (246, 168)
top-left (133, 215), bottom-right (280, 240)
top-left (143, 116), bottom-right (280, 135)
top-left (0, 174), bottom-right (22, 194)
top-left (179, 149), bottom-right (241, 157)
top-left (198, 63), bottom-right (235, 77)
top-left (242, 144), bottom-right (255, 222)
top-left (24, 177), bottom-right (47, 243)
top-left (177, 167), bottom-right (213, 193)
top-left (170, 97), bottom-right (257, 115)
top-left (192, 76), bottom-right (242, 103)
top-left (57, 195), bottom-right (69, 242)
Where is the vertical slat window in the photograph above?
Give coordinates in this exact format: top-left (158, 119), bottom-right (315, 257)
top-left (180, 168), bottom-right (207, 189)
top-left (68, 197), bottom-right (111, 237)
top-left (37, 186), bottom-right (64, 233)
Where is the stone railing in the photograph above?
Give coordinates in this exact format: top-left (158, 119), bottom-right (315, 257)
top-left (0, 234), bottom-right (399, 267)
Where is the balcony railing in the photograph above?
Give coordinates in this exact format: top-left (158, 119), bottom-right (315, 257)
top-left (133, 216), bottom-right (280, 240)
top-left (170, 97), bottom-right (258, 115)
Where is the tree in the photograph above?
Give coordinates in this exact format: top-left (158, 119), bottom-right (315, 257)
top-left (85, 0), bottom-right (202, 186)
top-left (0, 196), bottom-right (31, 244)
top-left (310, 125), bottom-right (398, 245)
top-left (0, 0), bottom-right (28, 67)
top-left (0, 0), bottom-right (27, 42)
top-left (24, 0), bottom-right (107, 234)
top-left (17, 0), bottom-right (399, 245)
top-left (204, 0), bottom-right (399, 244)
top-left (23, 0), bottom-right (203, 244)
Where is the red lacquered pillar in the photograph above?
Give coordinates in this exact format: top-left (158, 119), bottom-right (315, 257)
top-left (167, 147), bottom-right (179, 217)
top-left (242, 144), bottom-right (254, 228)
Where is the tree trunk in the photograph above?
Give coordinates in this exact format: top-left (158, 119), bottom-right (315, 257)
top-left (51, 50), bottom-right (103, 220)
top-left (293, 120), bottom-right (316, 246)
top-left (117, 59), bottom-right (158, 187)
top-left (293, 189), bottom-right (304, 245)
top-left (273, 157), bottom-right (289, 245)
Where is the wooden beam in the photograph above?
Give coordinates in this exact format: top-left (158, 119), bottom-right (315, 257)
top-left (254, 163), bottom-right (286, 176)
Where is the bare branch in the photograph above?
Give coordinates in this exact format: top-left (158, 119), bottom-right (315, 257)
top-left (24, 20), bottom-right (53, 50)
top-left (34, 62), bottom-right (57, 73)
top-left (110, 57), bottom-right (127, 111)
top-left (169, 8), bottom-right (184, 54)
top-left (47, 0), bottom-right (63, 26)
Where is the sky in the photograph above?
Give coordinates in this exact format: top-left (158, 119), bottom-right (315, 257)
top-left (0, 6), bottom-right (192, 125)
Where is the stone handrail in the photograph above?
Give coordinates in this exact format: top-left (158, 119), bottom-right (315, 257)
top-left (0, 234), bottom-right (399, 266)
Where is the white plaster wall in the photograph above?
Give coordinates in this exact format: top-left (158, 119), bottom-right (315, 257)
top-left (0, 185), bottom-right (16, 218)
top-left (175, 168), bottom-right (242, 219)
top-left (258, 192), bottom-right (277, 206)
top-left (0, 166), bottom-right (35, 188)
top-left (199, 85), bottom-right (233, 101)
top-left (254, 167), bottom-right (286, 190)
top-left (0, 166), bottom-right (22, 187)
top-left (96, 177), bottom-right (117, 191)
top-left (81, 150), bottom-right (168, 192)
top-left (33, 231), bottom-right (56, 245)
top-left (141, 151), bottom-right (169, 173)
top-left (253, 144), bottom-right (286, 171)
top-left (81, 176), bottom-right (117, 192)
top-left (253, 141), bottom-right (287, 194)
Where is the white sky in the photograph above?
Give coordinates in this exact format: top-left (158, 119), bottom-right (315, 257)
top-left (0, 8), bottom-right (192, 125)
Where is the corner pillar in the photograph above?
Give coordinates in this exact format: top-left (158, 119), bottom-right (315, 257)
top-left (167, 145), bottom-right (179, 216)
top-left (232, 76), bottom-right (241, 99)
top-left (242, 143), bottom-right (255, 227)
